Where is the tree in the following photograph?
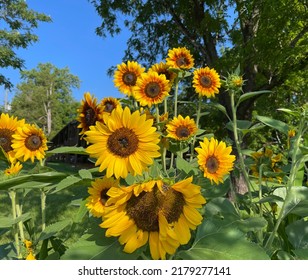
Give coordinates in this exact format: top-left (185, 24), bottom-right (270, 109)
top-left (0, 0), bottom-right (51, 89)
top-left (11, 63), bottom-right (80, 138)
top-left (90, 0), bottom-right (307, 119)
top-left (90, 0), bottom-right (307, 194)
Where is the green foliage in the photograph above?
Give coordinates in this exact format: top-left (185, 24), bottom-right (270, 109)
top-left (0, 0), bottom-right (51, 89)
top-left (10, 63), bottom-right (80, 138)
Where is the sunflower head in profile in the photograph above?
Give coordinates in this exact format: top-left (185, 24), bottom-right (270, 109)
top-left (114, 61), bottom-right (145, 96)
top-left (4, 161), bottom-right (23, 176)
top-left (166, 47), bottom-right (194, 70)
top-left (0, 113), bottom-right (25, 162)
top-left (100, 97), bottom-right (121, 115)
top-left (77, 92), bottom-right (104, 137)
top-left (11, 124), bottom-right (48, 163)
top-left (100, 177), bottom-right (206, 260)
top-left (133, 71), bottom-right (171, 107)
top-left (193, 67), bottom-right (221, 98)
top-left (166, 115), bottom-right (197, 141)
top-left (85, 106), bottom-right (161, 178)
top-left (86, 176), bottom-right (120, 218)
top-left (195, 137), bottom-right (235, 184)
top-left (149, 62), bottom-right (177, 86)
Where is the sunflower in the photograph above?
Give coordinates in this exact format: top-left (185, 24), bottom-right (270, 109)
top-left (193, 67), bottom-right (221, 98)
top-left (11, 124), bottom-right (48, 163)
top-left (149, 62), bottom-right (177, 86)
top-left (4, 161), bottom-right (23, 176)
top-left (100, 177), bottom-right (205, 260)
top-left (166, 47), bottom-right (194, 70)
top-left (0, 113), bottom-right (25, 162)
top-left (85, 106), bottom-right (161, 178)
top-left (86, 177), bottom-right (120, 218)
top-left (133, 71), bottom-right (171, 107)
top-left (195, 137), bottom-right (235, 184)
top-left (100, 97), bottom-right (121, 114)
top-left (251, 148), bottom-right (283, 182)
top-left (166, 115), bottom-right (197, 141)
top-left (114, 61), bottom-right (145, 96)
top-left (77, 92), bottom-right (104, 137)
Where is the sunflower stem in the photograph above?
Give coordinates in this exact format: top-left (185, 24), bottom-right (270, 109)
top-left (15, 199), bottom-right (25, 242)
top-left (40, 189), bottom-right (47, 231)
top-left (265, 114), bottom-right (306, 250)
top-left (190, 97), bottom-right (202, 162)
top-left (9, 190), bottom-right (22, 259)
top-left (173, 77), bottom-right (180, 117)
top-left (230, 90), bottom-right (257, 215)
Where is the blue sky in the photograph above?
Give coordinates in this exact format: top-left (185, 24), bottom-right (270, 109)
top-left (1, 0), bottom-right (129, 105)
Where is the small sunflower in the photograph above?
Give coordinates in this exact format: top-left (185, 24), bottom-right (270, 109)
top-left (86, 177), bottom-right (120, 218)
top-left (166, 115), bottom-right (197, 141)
top-left (193, 67), bottom-right (221, 98)
top-left (114, 61), bottom-right (145, 96)
top-left (149, 62), bottom-right (177, 86)
top-left (195, 137), bottom-right (236, 184)
top-left (101, 177), bottom-right (205, 260)
top-left (100, 97), bottom-right (121, 114)
top-left (0, 113), bottom-right (25, 162)
top-left (166, 47), bottom-right (194, 70)
top-left (85, 106), bottom-right (161, 178)
top-left (133, 71), bottom-right (171, 107)
top-left (77, 92), bottom-right (104, 137)
top-left (251, 148), bottom-right (283, 182)
top-left (4, 161), bottom-right (23, 176)
top-left (11, 124), bottom-right (48, 163)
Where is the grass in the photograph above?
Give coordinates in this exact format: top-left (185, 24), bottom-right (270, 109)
top-left (0, 160), bottom-right (97, 255)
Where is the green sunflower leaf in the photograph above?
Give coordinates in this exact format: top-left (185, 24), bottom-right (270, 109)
top-left (38, 219), bottom-right (72, 241)
top-left (61, 224), bottom-right (144, 260)
top-left (286, 219), bottom-right (308, 249)
top-left (256, 115), bottom-right (289, 135)
top-left (178, 227), bottom-right (270, 260)
top-left (236, 90), bottom-right (270, 107)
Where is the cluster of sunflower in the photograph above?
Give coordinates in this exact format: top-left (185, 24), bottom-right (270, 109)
top-left (0, 113), bottom-right (48, 176)
top-left (76, 47), bottom-right (236, 260)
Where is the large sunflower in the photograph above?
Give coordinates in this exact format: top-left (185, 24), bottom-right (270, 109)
top-left (11, 124), bottom-right (48, 163)
top-left (166, 47), bottom-right (194, 70)
top-left (86, 177), bottom-right (120, 218)
top-left (166, 115), bottom-right (197, 141)
top-left (114, 61), bottom-right (145, 96)
top-left (193, 67), bottom-right (221, 98)
top-left (149, 62), bottom-right (177, 86)
top-left (77, 92), bottom-right (104, 137)
top-left (0, 113), bottom-right (25, 162)
top-left (101, 177), bottom-right (206, 260)
top-left (85, 106), bottom-right (161, 178)
top-left (195, 137), bottom-right (235, 184)
top-left (133, 71), bottom-right (171, 107)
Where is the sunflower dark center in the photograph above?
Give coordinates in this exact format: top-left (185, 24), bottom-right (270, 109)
top-left (107, 127), bottom-right (139, 157)
top-left (25, 135), bottom-right (42, 151)
top-left (0, 128), bottom-right (14, 152)
top-left (100, 189), bottom-right (109, 205)
top-left (200, 75), bottom-right (212, 87)
top-left (145, 82), bottom-right (161, 98)
top-left (176, 56), bottom-right (189, 67)
top-left (123, 72), bottom-right (137, 86)
top-left (84, 107), bottom-right (96, 126)
top-left (175, 126), bottom-right (190, 139)
top-left (206, 156), bottom-right (219, 174)
top-left (104, 101), bottom-right (116, 113)
top-left (126, 185), bottom-right (185, 232)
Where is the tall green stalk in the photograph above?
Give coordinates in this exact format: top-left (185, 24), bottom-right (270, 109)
top-left (40, 190), bottom-right (47, 231)
top-left (9, 190), bottom-right (21, 259)
top-left (230, 90), bottom-right (257, 215)
top-left (265, 116), bottom-right (306, 249)
top-left (190, 97), bottom-right (202, 162)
